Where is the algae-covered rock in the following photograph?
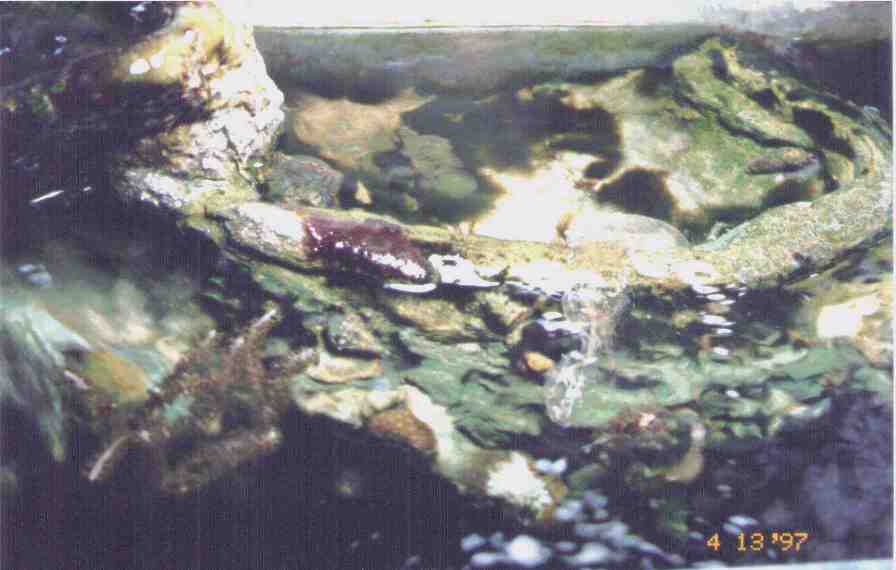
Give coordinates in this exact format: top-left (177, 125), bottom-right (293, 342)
top-left (396, 330), bottom-right (544, 447)
top-left (263, 153), bottom-right (345, 209)
top-left (554, 339), bottom-right (875, 432)
top-left (379, 294), bottom-right (491, 342)
top-left (2, 3), bottom-right (284, 240)
top-left (790, 265), bottom-right (893, 369)
top-left (561, 212), bottom-right (690, 251)
top-left (515, 43), bottom-right (828, 235)
top-left (69, 350), bottom-right (151, 405)
top-left (324, 312), bottom-right (384, 358)
top-left (389, 126), bottom-right (481, 212)
top-left (51, 23), bottom-right (890, 521)
top-left (294, 383), bottom-right (562, 518)
top-left (284, 87), bottom-right (430, 179)
top-left (306, 350), bottom-right (383, 384)
top-left (106, 2), bottom-right (284, 219)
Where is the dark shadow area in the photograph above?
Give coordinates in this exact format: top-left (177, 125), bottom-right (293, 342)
top-left (2, 407), bottom-right (506, 569)
top-left (749, 87), bottom-right (781, 109)
top-left (792, 108), bottom-right (856, 158)
top-left (402, 89), bottom-right (622, 175)
top-left (635, 65), bottom-right (676, 97)
top-left (688, 388), bottom-right (893, 563)
top-left (761, 178), bottom-right (818, 209)
top-left (594, 168), bottom-right (674, 221)
top-left (792, 39), bottom-right (893, 123)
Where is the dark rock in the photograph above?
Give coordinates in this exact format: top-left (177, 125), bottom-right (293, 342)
top-left (266, 153), bottom-right (345, 209)
top-left (521, 318), bottom-right (585, 360)
top-left (746, 149), bottom-right (818, 175)
top-left (800, 393), bottom-right (893, 544)
top-left (756, 390), bottom-right (893, 560)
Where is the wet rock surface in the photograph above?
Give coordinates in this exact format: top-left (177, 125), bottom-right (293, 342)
top-left (263, 152), bottom-right (345, 209)
top-left (1, 3), bottom-right (284, 244)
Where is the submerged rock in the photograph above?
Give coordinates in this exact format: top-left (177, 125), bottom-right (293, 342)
top-left (219, 202), bottom-right (433, 286)
top-left (11, 18), bottom-right (889, 535)
top-left (324, 312), bottom-right (384, 358)
top-left (263, 152), bottom-right (345, 209)
top-left (560, 211), bottom-right (690, 251)
top-left (0, 303), bottom-right (91, 461)
top-left (793, 278), bottom-right (893, 368)
top-left (106, 2), bottom-right (284, 219)
top-left (388, 126), bottom-right (481, 212)
top-left (283, 87), bottom-right (430, 189)
top-left (306, 350), bottom-right (383, 384)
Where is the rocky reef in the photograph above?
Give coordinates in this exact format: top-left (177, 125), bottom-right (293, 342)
top-left (1, 5), bottom-right (892, 568)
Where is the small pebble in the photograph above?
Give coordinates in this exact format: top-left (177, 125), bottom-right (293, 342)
top-left (26, 271), bottom-right (53, 288)
top-left (726, 515), bottom-right (759, 528)
top-left (565, 542), bottom-right (613, 567)
top-left (554, 541), bottom-right (577, 553)
top-left (488, 532), bottom-right (506, 549)
top-left (470, 551), bottom-right (505, 568)
top-left (583, 491), bottom-right (608, 511)
top-left (553, 499), bottom-right (584, 523)
top-left (401, 554), bottom-right (422, 568)
top-left (665, 554), bottom-right (686, 566)
top-left (550, 457), bottom-right (568, 475)
top-left (504, 535), bottom-right (551, 568)
top-left (598, 521), bottom-right (630, 546)
top-left (700, 314), bottom-right (734, 327)
top-left (692, 284), bottom-right (720, 295)
top-left (722, 522), bottom-right (740, 536)
top-left (534, 458), bottom-right (554, 474)
top-left (523, 351), bottom-right (555, 374)
top-left (534, 456), bottom-right (568, 476)
top-left (461, 534), bottom-right (487, 552)
top-left (573, 523), bottom-right (603, 540)
top-left (626, 537), bottom-right (663, 556)
top-left (591, 508), bottom-right (609, 521)
top-left (16, 263), bottom-right (52, 288)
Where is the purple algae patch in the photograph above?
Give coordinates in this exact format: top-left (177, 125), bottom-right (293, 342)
top-left (303, 214), bottom-right (430, 283)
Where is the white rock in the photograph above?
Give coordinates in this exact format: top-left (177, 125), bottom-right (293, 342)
top-left (505, 535), bottom-right (550, 568)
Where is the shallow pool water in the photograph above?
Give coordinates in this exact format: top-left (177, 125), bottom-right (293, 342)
top-left (2, 8), bottom-right (892, 570)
